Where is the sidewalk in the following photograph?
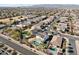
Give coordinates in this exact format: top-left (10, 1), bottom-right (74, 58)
top-left (75, 40), bottom-right (79, 55)
top-left (64, 37), bottom-right (69, 55)
top-left (0, 34), bottom-right (47, 55)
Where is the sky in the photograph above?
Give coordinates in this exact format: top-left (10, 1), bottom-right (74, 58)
top-left (0, 0), bottom-right (79, 7)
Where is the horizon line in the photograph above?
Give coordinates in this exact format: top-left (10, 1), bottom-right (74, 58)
top-left (0, 4), bottom-right (79, 7)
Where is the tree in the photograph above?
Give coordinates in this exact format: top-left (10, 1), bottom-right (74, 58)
top-left (0, 22), bottom-right (3, 24)
top-left (68, 16), bottom-right (74, 35)
top-left (12, 50), bottom-right (17, 55)
top-left (9, 18), bottom-right (13, 26)
top-left (53, 26), bottom-right (57, 31)
top-left (62, 49), bottom-right (66, 54)
top-left (16, 28), bottom-right (23, 43)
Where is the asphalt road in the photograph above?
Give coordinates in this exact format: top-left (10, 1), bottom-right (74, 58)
top-left (0, 36), bottom-right (37, 55)
top-left (61, 34), bottom-right (79, 41)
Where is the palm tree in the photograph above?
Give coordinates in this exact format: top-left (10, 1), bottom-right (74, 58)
top-left (16, 28), bottom-right (23, 43)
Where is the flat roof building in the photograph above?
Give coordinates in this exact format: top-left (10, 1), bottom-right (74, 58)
top-left (50, 35), bottom-right (62, 47)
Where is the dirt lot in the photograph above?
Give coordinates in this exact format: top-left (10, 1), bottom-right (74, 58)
top-left (0, 16), bottom-right (27, 24)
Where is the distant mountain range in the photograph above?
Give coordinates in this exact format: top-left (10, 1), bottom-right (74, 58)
top-left (28, 4), bottom-right (79, 8)
top-left (0, 4), bottom-right (79, 8)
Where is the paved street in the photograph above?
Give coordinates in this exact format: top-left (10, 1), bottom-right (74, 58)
top-left (61, 34), bottom-right (79, 41)
top-left (0, 36), bottom-right (37, 55)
